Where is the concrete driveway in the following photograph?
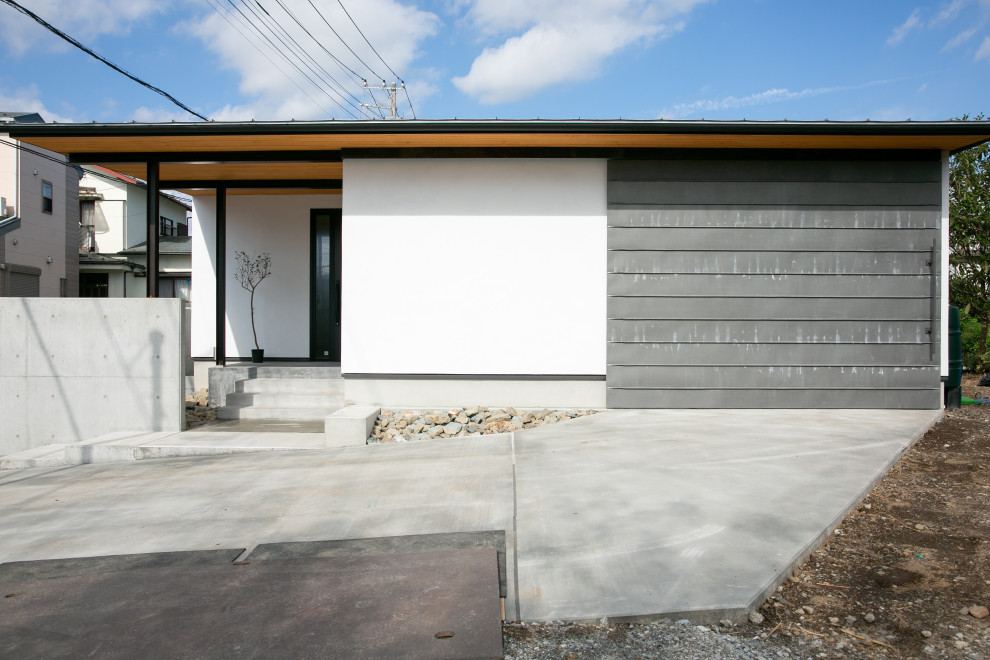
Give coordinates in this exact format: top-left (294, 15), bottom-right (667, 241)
top-left (0, 409), bottom-right (938, 625)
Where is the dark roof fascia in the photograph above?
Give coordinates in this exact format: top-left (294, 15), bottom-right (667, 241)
top-left (120, 236), bottom-right (192, 255)
top-left (9, 118), bottom-right (990, 139)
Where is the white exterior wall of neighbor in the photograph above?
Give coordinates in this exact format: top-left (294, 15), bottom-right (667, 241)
top-left (191, 194), bottom-right (342, 365)
top-left (0, 136), bottom-right (76, 296)
top-left (342, 158), bottom-right (608, 408)
top-left (79, 168), bottom-right (190, 253)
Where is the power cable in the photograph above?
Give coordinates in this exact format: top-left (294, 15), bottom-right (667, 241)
top-left (333, 0), bottom-right (416, 119)
top-left (253, 0), bottom-right (375, 118)
top-left (304, 0), bottom-right (384, 81)
top-left (267, 0), bottom-right (387, 117)
top-left (0, 0), bottom-right (207, 121)
top-left (200, 0), bottom-right (337, 118)
top-left (233, 0), bottom-right (369, 118)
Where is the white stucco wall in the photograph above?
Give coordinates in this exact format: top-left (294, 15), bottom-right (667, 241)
top-left (192, 193), bottom-right (341, 359)
top-left (343, 158), bottom-right (607, 375)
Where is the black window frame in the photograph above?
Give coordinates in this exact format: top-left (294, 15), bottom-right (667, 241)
top-left (41, 180), bottom-right (53, 214)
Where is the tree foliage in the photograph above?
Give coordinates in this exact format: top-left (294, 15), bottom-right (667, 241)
top-left (234, 251), bottom-right (272, 350)
top-left (949, 114), bottom-right (990, 372)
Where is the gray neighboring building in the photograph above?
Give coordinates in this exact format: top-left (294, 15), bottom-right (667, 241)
top-left (0, 111), bottom-right (79, 297)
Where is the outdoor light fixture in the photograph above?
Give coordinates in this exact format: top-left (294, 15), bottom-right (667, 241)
top-left (46, 256), bottom-right (53, 263)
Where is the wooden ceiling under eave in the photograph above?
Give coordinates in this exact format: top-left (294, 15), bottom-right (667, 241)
top-left (19, 131), bottom-right (990, 155)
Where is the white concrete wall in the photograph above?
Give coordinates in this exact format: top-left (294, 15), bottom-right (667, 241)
top-left (1, 136), bottom-right (73, 296)
top-left (342, 158), bottom-right (607, 375)
top-left (0, 298), bottom-right (185, 455)
top-left (192, 194), bottom-right (341, 359)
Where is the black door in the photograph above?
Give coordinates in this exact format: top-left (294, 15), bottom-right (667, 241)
top-left (310, 209), bottom-right (342, 361)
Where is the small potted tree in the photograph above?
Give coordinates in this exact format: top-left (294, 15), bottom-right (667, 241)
top-left (234, 250), bottom-right (272, 363)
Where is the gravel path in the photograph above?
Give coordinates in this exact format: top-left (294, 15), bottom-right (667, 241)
top-left (503, 620), bottom-right (811, 659)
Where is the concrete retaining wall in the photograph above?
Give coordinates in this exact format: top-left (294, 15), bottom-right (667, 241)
top-left (0, 298), bottom-right (185, 456)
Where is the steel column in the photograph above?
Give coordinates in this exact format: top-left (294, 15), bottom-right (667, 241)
top-left (216, 187), bottom-right (226, 367)
top-left (146, 161), bottom-right (160, 297)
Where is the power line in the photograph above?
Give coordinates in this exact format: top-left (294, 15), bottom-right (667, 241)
top-left (253, 0), bottom-right (374, 118)
top-left (200, 0), bottom-right (337, 118)
top-left (267, 0), bottom-right (387, 117)
top-left (333, 0), bottom-right (416, 119)
top-left (304, 0), bottom-right (384, 82)
top-left (231, 0), bottom-right (369, 119)
top-left (0, 0), bottom-right (207, 121)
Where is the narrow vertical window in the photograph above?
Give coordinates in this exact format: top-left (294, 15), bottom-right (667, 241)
top-left (41, 180), bottom-right (53, 214)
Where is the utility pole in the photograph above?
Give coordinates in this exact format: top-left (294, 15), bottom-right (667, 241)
top-left (362, 80), bottom-right (403, 119)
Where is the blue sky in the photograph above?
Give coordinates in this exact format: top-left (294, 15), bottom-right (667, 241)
top-left (0, 0), bottom-right (988, 123)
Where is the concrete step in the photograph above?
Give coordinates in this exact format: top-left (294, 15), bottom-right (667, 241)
top-left (236, 378), bottom-right (344, 395)
top-left (222, 365), bottom-right (341, 379)
top-left (216, 405), bottom-right (345, 420)
top-left (226, 392), bottom-right (346, 408)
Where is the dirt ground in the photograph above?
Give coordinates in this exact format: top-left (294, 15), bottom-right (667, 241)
top-left (754, 373), bottom-right (990, 658)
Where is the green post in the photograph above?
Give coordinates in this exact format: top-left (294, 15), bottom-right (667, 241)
top-left (946, 306), bottom-right (962, 408)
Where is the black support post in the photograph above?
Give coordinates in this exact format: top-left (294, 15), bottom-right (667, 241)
top-left (216, 187), bottom-right (227, 367)
top-left (146, 161), bottom-right (160, 297)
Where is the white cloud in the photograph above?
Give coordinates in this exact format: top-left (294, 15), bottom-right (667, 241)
top-left (185, 0), bottom-right (439, 120)
top-left (933, 0), bottom-right (968, 24)
top-left (887, 9), bottom-right (923, 46)
top-left (942, 25), bottom-right (980, 50)
top-left (0, 0), bottom-right (168, 55)
top-left (131, 106), bottom-right (193, 123)
top-left (976, 35), bottom-right (990, 58)
top-left (0, 84), bottom-right (74, 123)
top-left (452, 0), bottom-right (707, 105)
top-left (660, 79), bottom-right (897, 119)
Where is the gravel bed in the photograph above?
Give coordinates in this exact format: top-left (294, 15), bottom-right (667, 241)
top-left (503, 620), bottom-right (800, 659)
top-left (369, 406), bottom-right (598, 443)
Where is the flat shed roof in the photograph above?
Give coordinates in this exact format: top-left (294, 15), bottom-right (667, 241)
top-left (10, 119), bottom-right (990, 196)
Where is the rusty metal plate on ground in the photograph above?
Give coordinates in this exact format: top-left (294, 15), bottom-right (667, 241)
top-left (0, 548), bottom-right (502, 659)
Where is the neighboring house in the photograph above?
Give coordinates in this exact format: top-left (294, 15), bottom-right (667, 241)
top-left (77, 165), bottom-right (191, 299)
top-left (0, 111), bottom-right (79, 297)
top-left (9, 119), bottom-right (990, 410)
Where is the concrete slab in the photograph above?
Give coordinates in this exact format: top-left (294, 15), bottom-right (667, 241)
top-left (512, 408), bottom-right (940, 623)
top-left (0, 408), bottom-right (939, 627)
top-left (0, 435), bottom-right (517, 619)
top-left (195, 418), bottom-right (325, 433)
top-left (0, 549), bottom-right (502, 659)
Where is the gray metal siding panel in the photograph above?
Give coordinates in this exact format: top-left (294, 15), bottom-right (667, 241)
top-left (608, 227), bottom-right (937, 251)
top-left (608, 365), bottom-right (938, 389)
top-left (607, 274), bottom-right (931, 297)
top-left (608, 181), bottom-right (941, 207)
top-left (608, 208), bottom-right (940, 229)
top-left (607, 159), bottom-right (941, 183)
top-left (607, 342), bottom-right (933, 367)
top-left (608, 319), bottom-right (929, 344)
top-left (609, 251), bottom-right (931, 275)
top-left (606, 156), bottom-right (941, 409)
top-left (608, 297), bottom-right (929, 320)
top-left (606, 388), bottom-right (941, 409)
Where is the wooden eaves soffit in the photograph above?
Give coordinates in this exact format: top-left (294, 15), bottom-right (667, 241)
top-left (7, 119), bottom-right (990, 197)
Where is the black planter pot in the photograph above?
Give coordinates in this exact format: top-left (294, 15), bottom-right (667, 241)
top-left (251, 348), bottom-right (264, 363)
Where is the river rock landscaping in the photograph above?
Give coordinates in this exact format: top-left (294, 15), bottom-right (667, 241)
top-left (369, 407), bottom-right (597, 443)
